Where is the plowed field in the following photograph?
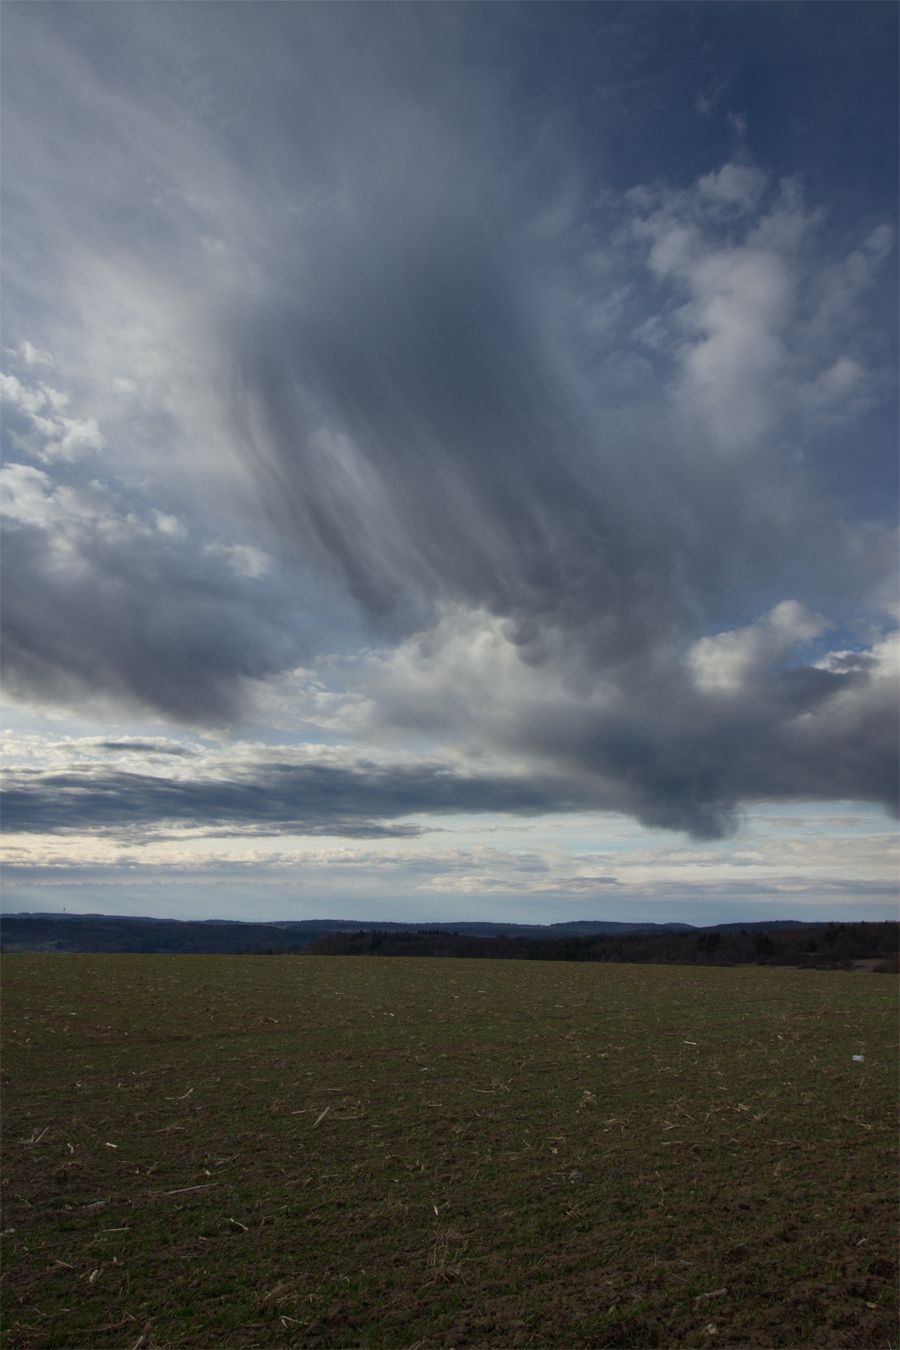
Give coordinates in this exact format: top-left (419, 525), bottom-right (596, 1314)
top-left (1, 955), bottom-right (896, 1348)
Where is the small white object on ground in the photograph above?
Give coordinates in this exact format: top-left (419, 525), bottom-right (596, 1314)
top-left (852, 1055), bottom-right (865, 1062)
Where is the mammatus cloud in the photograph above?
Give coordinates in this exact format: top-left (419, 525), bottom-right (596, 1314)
top-left (1, 5), bottom-right (897, 848)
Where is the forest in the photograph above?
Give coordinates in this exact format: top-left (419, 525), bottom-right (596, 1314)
top-left (283, 922), bottom-right (899, 970)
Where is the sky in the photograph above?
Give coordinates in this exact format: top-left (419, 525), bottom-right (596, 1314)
top-left (1, 2), bottom-right (897, 927)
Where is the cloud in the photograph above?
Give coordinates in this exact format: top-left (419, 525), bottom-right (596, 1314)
top-left (6, 595), bottom-right (894, 848)
top-left (696, 163), bottom-right (767, 212)
top-left (308, 606), bottom-right (897, 838)
top-left (0, 741), bottom-right (600, 840)
top-left (1, 371), bottom-right (105, 462)
top-left (686, 601), bottom-right (830, 694)
top-left (0, 462), bottom-right (296, 723)
top-left (230, 164), bottom-right (895, 658)
top-left (0, 5), bottom-right (896, 853)
top-left (98, 740), bottom-right (196, 758)
top-left (623, 175), bottom-right (893, 455)
top-left (202, 542), bottom-right (272, 580)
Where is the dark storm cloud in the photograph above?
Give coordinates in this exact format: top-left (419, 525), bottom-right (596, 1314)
top-left (228, 193), bottom-right (897, 836)
top-left (331, 604), bottom-right (898, 838)
top-left (0, 471), bottom-right (295, 723)
top-left (524, 658), bottom-right (899, 837)
top-left (4, 621), bottom-right (895, 842)
top-left (232, 221), bottom-right (667, 649)
top-left (0, 757), bottom-right (597, 839)
top-left (1, 3), bottom-right (897, 842)
top-left (231, 206), bottom-right (877, 657)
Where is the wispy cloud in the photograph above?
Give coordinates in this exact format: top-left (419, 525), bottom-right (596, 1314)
top-left (1, 5), bottom-right (896, 918)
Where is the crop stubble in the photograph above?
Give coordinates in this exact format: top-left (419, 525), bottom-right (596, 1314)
top-left (1, 955), bottom-right (896, 1349)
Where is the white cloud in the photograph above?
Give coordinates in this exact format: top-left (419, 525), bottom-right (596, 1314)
top-left (797, 355), bottom-right (870, 420)
top-left (0, 462), bottom-right (146, 555)
top-left (5, 340), bottom-right (54, 368)
top-left (687, 601), bottom-right (830, 695)
top-left (203, 541), bottom-right (272, 579)
top-left (623, 169), bottom-right (893, 454)
top-left (697, 163), bottom-right (767, 212)
top-left (1, 370), bottom-right (105, 462)
top-left (154, 512), bottom-right (187, 539)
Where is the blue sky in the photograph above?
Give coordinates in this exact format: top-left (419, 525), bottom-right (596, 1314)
top-left (2, 3), bottom-right (897, 925)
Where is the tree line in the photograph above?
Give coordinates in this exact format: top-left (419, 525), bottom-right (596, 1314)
top-left (253, 921), bottom-right (899, 970)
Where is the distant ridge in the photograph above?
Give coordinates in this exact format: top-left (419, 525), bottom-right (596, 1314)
top-left (0, 911), bottom-right (841, 955)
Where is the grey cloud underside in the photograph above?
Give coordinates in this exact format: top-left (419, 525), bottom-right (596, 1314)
top-left (98, 741), bottom-right (195, 757)
top-left (233, 223), bottom-right (844, 659)
top-left (3, 655), bottom-right (896, 843)
top-left (527, 672), bottom-right (899, 835)
top-left (0, 762), bottom-right (598, 839)
top-left (0, 515), bottom-right (294, 722)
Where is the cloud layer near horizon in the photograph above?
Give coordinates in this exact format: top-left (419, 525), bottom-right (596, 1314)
top-left (1, 4), bottom-right (897, 855)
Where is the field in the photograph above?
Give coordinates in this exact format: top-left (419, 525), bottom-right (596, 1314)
top-left (1, 955), bottom-right (896, 1350)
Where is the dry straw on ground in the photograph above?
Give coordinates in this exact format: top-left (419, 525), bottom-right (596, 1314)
top-left (1, 954), bottom-right (896, 1348)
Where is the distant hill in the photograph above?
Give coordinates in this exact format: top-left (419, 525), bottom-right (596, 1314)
top-left (0, 914), bottom-right (360, 954)
top-left (0, 910), bottom-right (863, 955)
top-left (0, 913), bottom-right (692, 954)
